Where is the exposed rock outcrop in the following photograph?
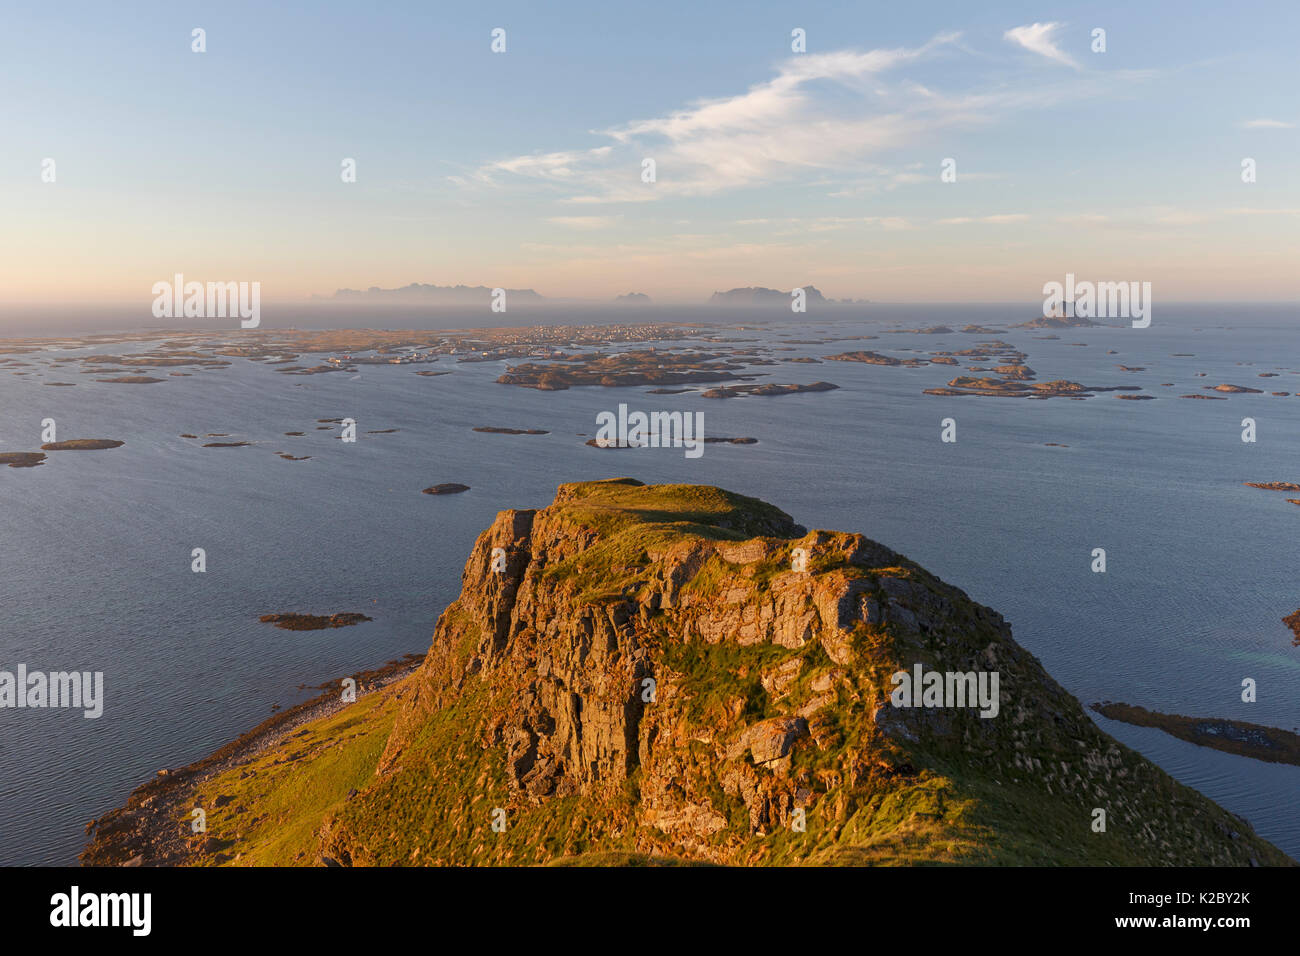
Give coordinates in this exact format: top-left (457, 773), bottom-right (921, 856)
top-left (308, 479), bottom-right (1291, 867)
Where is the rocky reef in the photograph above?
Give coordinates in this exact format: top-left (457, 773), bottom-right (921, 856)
top-left (259, 613), bottom-right (373, 631)
top-left (700, 382), bottom-right (838, 399)
top-left (423, 483), bottom-right (471, 495)
top-left (40, 439), bottom-right (125, 451)
top-left (1284, 609), bottom-right (1300, 646)
top-left (0, 451), bottom-right (47, 468)
top-left (1093, 702), bottom-right (1300, 767)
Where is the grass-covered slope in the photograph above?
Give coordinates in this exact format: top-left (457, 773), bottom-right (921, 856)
top-left (185, 479), bottom-right (1293, 867)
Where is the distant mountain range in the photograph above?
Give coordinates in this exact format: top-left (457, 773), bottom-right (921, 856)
top-left (709, 285), bottom-right (828, 306)
top-left (323, 284), bottom-right (546, 304)
top-left (316, 283), bottom-right (867, 306)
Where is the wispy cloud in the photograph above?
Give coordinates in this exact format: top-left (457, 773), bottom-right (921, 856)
top-left (1004, 22), bottom-right (1078, 69)
top-left (469, 147), bottom-right (613, 185)
top-left (938, 214), bottom-right (1029, 225)
top-left (1228, 206), bottom-right (1300, 216)
top-left (1241, 118), bottom-right (1294, 129)
top-left (468, 31), bottom-right (1140, 204)
top-left (736, 215), bottom-right (910, 233)
top-left (546, 215), bottom-right (621, 229)
top-left (468, 34), bottom-right (977, 202)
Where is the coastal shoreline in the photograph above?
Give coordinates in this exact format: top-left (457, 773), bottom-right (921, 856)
top-left (79, 653), bottom-right (423, 867)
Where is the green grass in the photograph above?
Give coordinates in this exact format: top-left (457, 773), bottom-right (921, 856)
top-left (188, 690), bottom-right (400, 866)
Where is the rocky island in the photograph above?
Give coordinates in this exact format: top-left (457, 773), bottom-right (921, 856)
top-left (0, 451), bottom-right (47, 468)
top-left (1092, 702), bottom-right (1300, 767)
top-left (700, 382), bottom-right (838, 399)
top-left (497, 350), bottom-right (749, 390)
top-left (82, 480), bottom-right (1292, 867)
top-left (40, 439), bottom-right (125, 451)
top-left (259, 613), bottom-right (373, 631)
top-left (1012, 315), bottom-right (1099, 329)
top-left (422, 483), bottom-right (471, 495)
top-left (1284, 609), bottom-right (1300, 646)
top-left (1207, 384), bottom-right (1263, 394)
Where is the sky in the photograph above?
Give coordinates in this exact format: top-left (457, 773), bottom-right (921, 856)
top-left (1, 0), bottom-right (1297, 307)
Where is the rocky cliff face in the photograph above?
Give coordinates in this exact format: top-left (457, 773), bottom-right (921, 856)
top-left (316, 479), bottom-right (1290, 866)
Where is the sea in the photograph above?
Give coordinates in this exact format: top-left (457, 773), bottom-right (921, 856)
top-left (1, 301), bottom-right (1297, 865)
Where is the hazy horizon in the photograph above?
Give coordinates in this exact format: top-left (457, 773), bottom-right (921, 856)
top-left (0, 299), bottom-right (1294, 340)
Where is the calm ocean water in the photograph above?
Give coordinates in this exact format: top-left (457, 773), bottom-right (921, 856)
top-left (1, 302), bottom-right (1297, 865)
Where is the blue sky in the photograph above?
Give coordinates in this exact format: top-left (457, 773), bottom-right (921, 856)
top-left (2, 0), bottom-right (1297, 304)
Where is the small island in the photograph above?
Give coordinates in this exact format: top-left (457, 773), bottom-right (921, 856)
top-left (700, 382), bottom-right (838, 399)
top-left (259, 613), bottom-right (373, 631)
top-left (422, 483), bottom-right (470, 495)
top-left (497, 349), bottom-right (747, 390)
top-left (1208, 384), bottom-right (1263, 394)
top-left (0, 451), bottom-right (47, 468)
top-left (40, 439), bottom-right (125, 451)
top-left (473, 427), bottom-right (549, 435)
top-left (824, 349), bottom-right (911, 367)
top-left (1013, 314), bottom-right (1099, 329)
top-left (1284, 609), bottom-right (1300, 646)
top-left (1092, 701), bottom-right (1300, 767)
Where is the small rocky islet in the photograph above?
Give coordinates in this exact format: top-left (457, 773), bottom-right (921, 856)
top-left (700, 381), bottom-right (838, 399)
top-left (1092, 702), bottom-right (1300, 767)
top-left (1284, 609), bottom-right (1300, 646)
top-left (3, 439), bottom-right (124, 469)
top-left (0, 452), bottom-right (47, 468)
top-left (41, 439), bottom-right (125, 451)
top-left (259, 613), bottom-right (373, 631)
top-left (422, 483), bottom-right (470, 495)
top-left (585, 436), bottom-right (757, 449)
